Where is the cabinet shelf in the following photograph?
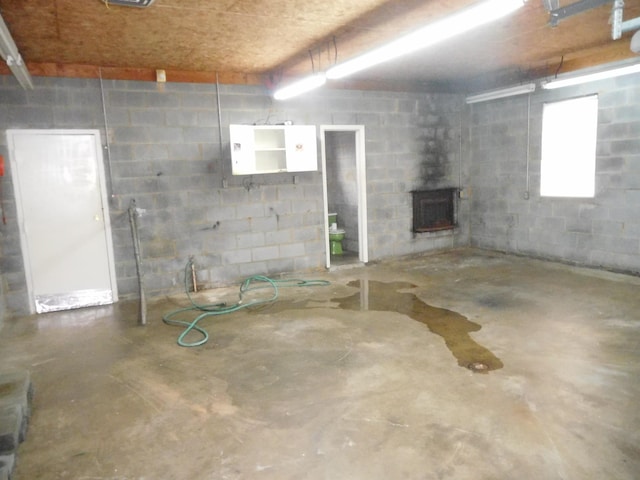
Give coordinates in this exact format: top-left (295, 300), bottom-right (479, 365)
top-left (230, 125), bottom-right (317, 175)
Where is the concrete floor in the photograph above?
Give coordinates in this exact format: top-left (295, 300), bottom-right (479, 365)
top-left (1, 248), bottom-right (639, 479)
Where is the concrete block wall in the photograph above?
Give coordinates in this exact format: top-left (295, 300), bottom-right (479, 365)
top-left (0, 75), bottom-right (467, 319)
top-left (267, 90), bottom-right (467, 258)
top-left (0, 77), bottom-right (107, 320)
top-left (467, 75), bottom-right (640, 273)
top-left (103, 80), bottom-right (329, 298)
top-left (361, 92), bottom-right (468, 257)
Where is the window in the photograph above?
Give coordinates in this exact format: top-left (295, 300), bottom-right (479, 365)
top-left (540, 95), bottom-right (598, 197)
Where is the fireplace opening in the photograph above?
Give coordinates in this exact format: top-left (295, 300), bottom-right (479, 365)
top-left (412, 188), bottom-right (457, 233)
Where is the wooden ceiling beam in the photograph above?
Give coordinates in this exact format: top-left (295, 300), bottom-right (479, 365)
top-left (0, 62), bottom-right (264, 86)
top-left (0, 61), bottom-right (451, 93)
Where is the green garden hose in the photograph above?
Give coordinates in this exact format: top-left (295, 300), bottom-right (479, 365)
top-left (162, 259), bottom-right (330, 347)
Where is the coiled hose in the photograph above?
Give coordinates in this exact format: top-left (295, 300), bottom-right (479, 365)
top-left (162, 259), bottom-right (330, 347)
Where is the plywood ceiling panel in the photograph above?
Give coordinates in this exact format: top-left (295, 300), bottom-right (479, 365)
top-left (0, 0), bottom-right (639, 91)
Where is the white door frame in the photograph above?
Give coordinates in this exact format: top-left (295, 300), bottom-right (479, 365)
top-left (8, 129), bottom-right (118, 314)
top-left (320, 125), bottom-right (368, 268)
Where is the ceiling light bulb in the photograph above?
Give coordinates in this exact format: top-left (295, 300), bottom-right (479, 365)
top-left (273, 73), bottom-right (326, 100)
top-left (326, 0), bottom-right (526, 80)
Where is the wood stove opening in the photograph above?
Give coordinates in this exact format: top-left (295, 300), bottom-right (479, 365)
top-left (412, 188), bottom-right (457, 233)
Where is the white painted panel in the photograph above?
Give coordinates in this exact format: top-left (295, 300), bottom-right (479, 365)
top-left (8, 130), bottom-right (117, 313)
top-left (285, 125), bottom-right (317, 172)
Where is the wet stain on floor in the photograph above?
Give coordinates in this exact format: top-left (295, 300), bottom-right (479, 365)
top-left (333, 280), bottom-right (503, 372)
top-left (256, 279), bottom-right (503, 372)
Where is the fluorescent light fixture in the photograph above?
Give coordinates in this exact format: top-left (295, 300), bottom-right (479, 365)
top-left (541, 62), bottom-right (640, 89)
top-left (273, 73), bottom-right (326, 100)
top-left (0, 13), bottom-right (33, 89)
top-left (101, 0), bottom-right (156, 7)
top-left (326, 0), bottom-right (525, 80)
top-left (466, 83), bottom-right (535, 103)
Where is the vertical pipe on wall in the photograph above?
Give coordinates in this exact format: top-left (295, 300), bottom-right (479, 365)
top-left (216, 72), bottom-right (226, 188)
top-left (128, 198), bottom-right (146, 326)
top-left (464, 101), bottom-right (472, 243)
top-left (458, 103), bottom-right (463, 191)
top-left (525, 93), bottom-right (531, 199)
top-left (190, 256), bottom-right (198, 293)
top-left (99, 68), bottom-right (114, 201)
top-left (456, 102), bottom-right (463, 249)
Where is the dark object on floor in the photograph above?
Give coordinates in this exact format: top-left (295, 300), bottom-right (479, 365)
top-left (0, 371), bottom-right (33, 480)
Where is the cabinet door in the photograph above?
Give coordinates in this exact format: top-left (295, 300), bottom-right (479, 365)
top-left (230, 125), bottom-right (256, 175)
top-left (285, 125), bottom-right (317, 172)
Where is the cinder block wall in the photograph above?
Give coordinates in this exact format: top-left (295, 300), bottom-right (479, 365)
top-left (0, 75), bottom-right (466, 319)
top-left (467, 75), bottom-right (640, 273)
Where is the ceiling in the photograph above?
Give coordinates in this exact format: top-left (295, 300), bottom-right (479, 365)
top-left (0, 0), bottom-right (639, 93)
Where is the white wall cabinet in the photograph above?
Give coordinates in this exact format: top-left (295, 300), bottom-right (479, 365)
top-left (230, 125), bottom-right (317, 175)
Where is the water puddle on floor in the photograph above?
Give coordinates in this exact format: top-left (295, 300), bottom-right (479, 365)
top-left (335, 280), bottom-right (503, 372)
top-left (256, 279), bottom-right (503, 372)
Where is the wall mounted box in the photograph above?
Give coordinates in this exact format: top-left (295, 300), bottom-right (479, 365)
top-left (230, 125), bottom-right (318, 175)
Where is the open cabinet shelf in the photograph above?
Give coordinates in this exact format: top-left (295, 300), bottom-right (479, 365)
top-left (230, 125), bottom-right (317, 175)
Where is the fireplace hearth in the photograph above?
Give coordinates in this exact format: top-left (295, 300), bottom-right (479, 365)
top-left (412, 188), bottom-right (457, 233)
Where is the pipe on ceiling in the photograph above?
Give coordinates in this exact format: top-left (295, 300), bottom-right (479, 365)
top-left (0, 13), bottom-right (33, 89)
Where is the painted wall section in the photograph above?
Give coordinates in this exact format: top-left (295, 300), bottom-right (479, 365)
top-left (0, 75), bottom-right (465, 319)
top-left (467, 75), bottom-right (640, 273)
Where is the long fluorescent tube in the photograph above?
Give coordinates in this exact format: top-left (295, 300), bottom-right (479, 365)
top-left (541, 62), bottom-right (640, 90)
top-left (100, 0), bottom-right (156, 7)
top-left (466, 83), bottom-right (535, 103)
top-left (326, 0), bottom-right (525, 80)
top-left (0, 13), bottom-right (33, 89)
top-left (273, 73), bottom-right (326, 100)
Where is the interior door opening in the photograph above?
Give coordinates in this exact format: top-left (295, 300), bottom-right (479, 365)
top-left (320, 125), bottom-right (368, 269)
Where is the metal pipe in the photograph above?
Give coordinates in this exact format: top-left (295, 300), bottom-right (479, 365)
top-left (525, 93), bottom-right (531, 199)
top-left (621, 16), bottom-right (640, 33)
top-left (612, 0), bottom-right (624, 40)
top-left (458, 102), bottom-right (463, 191)
top-left (99, 68), bottom-right (115, 202)
top-left (216, 72), bottom-right (226, 187)
top-left (128, 199), bottom-right (146, 326)
top-left (549, 0), bottom-right (610, 27)
top-left (190, 257), bottom-right (198, 293)
top-left (456, 102), bottom-right (463, 250)
top-left (0, 13), bottom-right (33, 89)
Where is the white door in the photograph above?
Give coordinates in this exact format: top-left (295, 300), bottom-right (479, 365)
top-left (8, 130), bottom-right (118, 314)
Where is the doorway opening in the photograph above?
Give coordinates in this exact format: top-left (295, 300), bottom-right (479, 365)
top-left (320, 125), bottom-right (368, 269)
